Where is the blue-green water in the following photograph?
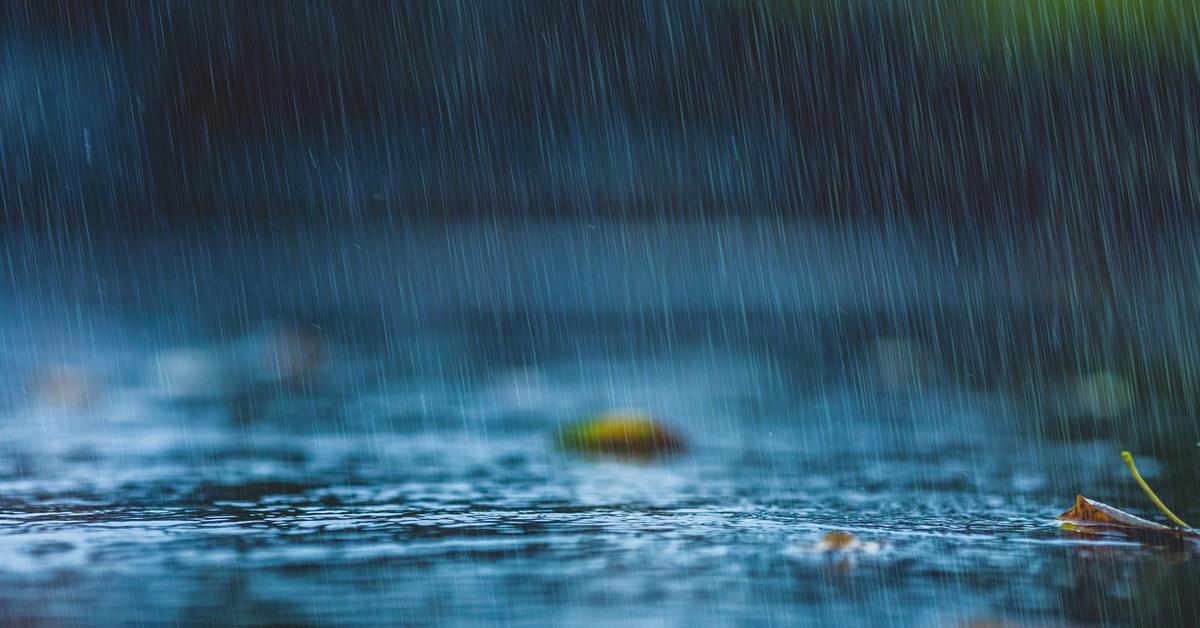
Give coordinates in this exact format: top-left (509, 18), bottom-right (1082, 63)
top-left (2, 317), bottom-right (1197, 627)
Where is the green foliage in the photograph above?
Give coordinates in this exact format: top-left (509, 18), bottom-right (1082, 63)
top-left (747, 0), bottom-right (1200, 66)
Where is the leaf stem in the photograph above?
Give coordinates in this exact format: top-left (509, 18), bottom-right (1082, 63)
top-left (1121, 451), bottom-right (1191, 530)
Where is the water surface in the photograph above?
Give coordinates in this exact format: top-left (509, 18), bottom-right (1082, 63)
top-left (2, 315), bottom-right (1197, 627)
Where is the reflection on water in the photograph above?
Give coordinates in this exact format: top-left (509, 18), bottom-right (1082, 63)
top-left (2, 313), bottom-right (1198, 626)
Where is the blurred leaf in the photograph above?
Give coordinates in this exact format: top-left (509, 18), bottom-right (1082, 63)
top-left (555, 413), bottom-right (685, 460)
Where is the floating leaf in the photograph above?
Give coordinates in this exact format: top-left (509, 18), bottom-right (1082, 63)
top-left (555, 412), bottom-right (685, 459)
top-left (1058, 495), bottom-right (1182, 535)
top-left (1057, 453), bottom-right (1198, 547)
top-left (1058, 496), bottom-right (1197, 547)
top-left (784, 531), bottom-right (885, 573)
top-left (812, 531), bottom-right (882, 555)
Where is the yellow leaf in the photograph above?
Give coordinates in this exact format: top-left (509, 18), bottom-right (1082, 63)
top-left (555, 412), bottom-right (685, 460)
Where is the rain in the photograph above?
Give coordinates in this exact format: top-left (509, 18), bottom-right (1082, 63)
top-left (1, 1), bottom-right (1199, 626)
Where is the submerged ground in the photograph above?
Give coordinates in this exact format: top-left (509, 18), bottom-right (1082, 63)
top-left (2, 222), bottom-right (1199, 626)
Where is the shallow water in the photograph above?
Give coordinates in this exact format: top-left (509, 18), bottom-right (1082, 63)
top-left (2, 317), bottom-right (1198, 627)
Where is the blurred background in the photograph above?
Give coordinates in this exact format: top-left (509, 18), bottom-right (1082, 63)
top-left (2, 1), bottom-right (1200, 626)
top-left (5, 0), bottom-right (1200, 463)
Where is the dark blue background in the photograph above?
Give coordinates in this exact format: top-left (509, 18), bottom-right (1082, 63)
top-left (2, 1), bottom-right (1195, 231)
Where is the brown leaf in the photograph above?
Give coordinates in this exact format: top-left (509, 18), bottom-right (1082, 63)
top-left (1057, 495), bottom-right (1199, 547)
